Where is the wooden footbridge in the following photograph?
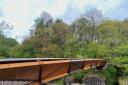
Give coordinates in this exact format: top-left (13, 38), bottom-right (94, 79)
top-left (0, 58), bottom-right (107, 85)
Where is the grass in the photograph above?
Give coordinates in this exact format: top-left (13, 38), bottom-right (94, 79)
top-left (110, 57), bottom-right (128, 63)
top-left (118, 76), bottom-right (128, 85)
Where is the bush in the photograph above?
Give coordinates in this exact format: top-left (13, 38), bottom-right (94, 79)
top-left (86, 42), bottom-right (111, 58)
top-left (94, 65), bottom-right (118, 85)
top-left (113, 44), bottom-right (128, 56)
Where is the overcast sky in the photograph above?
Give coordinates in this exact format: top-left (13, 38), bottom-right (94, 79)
top-left (0, 0), bottom-right (128, 42)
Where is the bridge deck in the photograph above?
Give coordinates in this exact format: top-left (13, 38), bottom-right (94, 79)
top-left (0, 58), bottom-right (107, 85)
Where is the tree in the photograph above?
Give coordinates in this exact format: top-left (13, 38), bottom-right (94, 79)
top-left (97, 20), bottom-right (122, 46)
top-left (9, 8), bottom-right (128, 59)
top-left (0, 21), bottom-right (13, 35)
top-left (52, 19), bottom-right (70, 57)
top-left (113, 44), bottom-right (128, 56)
top-left (22, 18), bottom-right (71, 58)
top-left (0, 21), bottom-right (18, 58)
top-left (22, 11), bottom-right (54, 57)
top-left (84, 8), bottom-right (103, 42)
top-left (86, 42), bottom-right (111, 58)
top-left (71, 17), bottom-right (91, 42)
top-left (37, 11), bottom-right (53, 27)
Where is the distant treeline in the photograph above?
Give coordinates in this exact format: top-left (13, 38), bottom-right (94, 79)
top-left (1, 8), bottom-right (128, 58)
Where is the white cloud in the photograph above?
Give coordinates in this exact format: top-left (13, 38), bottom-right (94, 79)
top-left (0, 0), bottom-right (123, 42)
top-left (0, 0), bottom-right (71, 42)
top-left (95, 0), bottom-right (121, 14)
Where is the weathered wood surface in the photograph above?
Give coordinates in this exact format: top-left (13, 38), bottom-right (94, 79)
top-left (0, 58), bottom-right (107, 85)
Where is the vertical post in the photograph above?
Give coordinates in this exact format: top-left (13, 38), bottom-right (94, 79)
top-left (38, 60), bottom-right (42, 85)
top-left (37, 61), bottom-right (49, 85)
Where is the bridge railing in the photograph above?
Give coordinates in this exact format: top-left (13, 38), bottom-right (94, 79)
top-left (0, 58), bottom-right (107, 85)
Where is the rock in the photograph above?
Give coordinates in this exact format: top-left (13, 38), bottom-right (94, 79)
top-left (64, 76), bottom-right (75, 85)
top-left (82, 74), bottom-right (106, 85)
top-left (70, 83), bottom-right (84, 85)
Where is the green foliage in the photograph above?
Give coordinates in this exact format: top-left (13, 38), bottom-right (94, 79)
top-left (111, 57), bottom-right (128, 63)
top-left (0, 21), bottom-right (18, 58)
top-left (51, 79), bottom-right (64, 85)
top-left (97, 20), bottom-right (123, 47)
top-left (122, 64), bottom-right (128, 75)
top-left (86, 42), bottom-right (111, 58)
top-left (4, 9), bottom-right (128, 59)
top-left (102, 65), bottom-right (118, 85)
top-left (0, 45), bottom-right (9, 58)
top-left (118, 76), bottom-right (128, 85)
top-left (53, 65), bottom-right (118, 85)
top-left (113, 44), bottom-right (128, 56)
top-left (110, 57), bottom-right (128, 75)
top-left (93, 65), bottom-right (118, 85)
top-left (71, 71), bottom-right (87, 83)
top-left (0, 8), bottom-right (127, 60)
top-left (9, 44), bottom-right (35, 58)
